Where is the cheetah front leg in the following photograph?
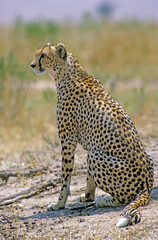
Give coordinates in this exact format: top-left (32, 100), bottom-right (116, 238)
top-left (80, 162), bottom-right (96, 202)
top-left (48, 141), bottom-right (76, 211)
top-left (80, 175), bottom-right (96, 202)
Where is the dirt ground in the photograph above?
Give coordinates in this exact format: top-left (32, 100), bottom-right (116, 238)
top-left (0, 137), bottom-right (158, 240)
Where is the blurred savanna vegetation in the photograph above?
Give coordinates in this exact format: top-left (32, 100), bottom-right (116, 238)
top-left (0, 19), bottom-right (158, 157)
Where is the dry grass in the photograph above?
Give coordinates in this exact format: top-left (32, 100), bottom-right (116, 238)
top-left (0, 20), bottom-right (158, 155)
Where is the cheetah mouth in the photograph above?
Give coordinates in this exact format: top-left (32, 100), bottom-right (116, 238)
top-left (39, 66), bottom-right (45, 73)
top-left (33, 68), bottom-right (45, 75)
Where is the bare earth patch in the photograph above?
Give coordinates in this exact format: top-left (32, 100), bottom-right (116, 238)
top-left (0, 138), bottom-right (158, 240)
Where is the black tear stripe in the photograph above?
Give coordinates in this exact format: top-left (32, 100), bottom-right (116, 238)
top-left (146, 177), bottom-right (150, 194)
top-left (39, 55), bottom-right (45, 72)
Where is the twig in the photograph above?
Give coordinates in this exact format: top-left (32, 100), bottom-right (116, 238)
top-left (0, 166), bottom-right (48, 183)
top-left (68, 202), bottom-right (95, 211)
top-left (0, 179), bottom-right (58, 206)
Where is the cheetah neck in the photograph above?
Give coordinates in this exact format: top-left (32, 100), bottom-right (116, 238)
top-left (48, 54), bottom-right (87, 90)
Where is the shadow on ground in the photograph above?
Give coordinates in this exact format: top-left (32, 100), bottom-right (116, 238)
top-left (19, 186), bottom-right (158, 221)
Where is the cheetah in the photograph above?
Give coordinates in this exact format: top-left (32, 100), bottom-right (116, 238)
top-left (31, 43), bottom-right (154, 227)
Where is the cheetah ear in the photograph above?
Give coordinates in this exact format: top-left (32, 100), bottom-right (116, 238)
top-left (56, 43), bottom-right (67, 60)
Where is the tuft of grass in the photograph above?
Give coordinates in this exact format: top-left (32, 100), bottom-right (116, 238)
top-left (0, 53), bottom-right (29, 123)
top-left (25, 21), bottom-right (59, 39)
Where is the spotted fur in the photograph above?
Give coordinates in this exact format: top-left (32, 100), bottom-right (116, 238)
top-left (31, 43), bottom-right (154, 227)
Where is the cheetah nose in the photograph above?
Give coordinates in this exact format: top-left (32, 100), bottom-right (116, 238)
top-left (31, 63), bottom-right (36, 68)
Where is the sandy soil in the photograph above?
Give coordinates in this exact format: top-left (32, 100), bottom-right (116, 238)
top-left (0, 138), bottom-right (158, 240)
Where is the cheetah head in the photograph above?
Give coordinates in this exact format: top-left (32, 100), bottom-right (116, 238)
top-left (31, 43), bottom-right (67, 77)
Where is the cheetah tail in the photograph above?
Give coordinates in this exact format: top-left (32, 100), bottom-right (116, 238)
top-left (116, 189), bottom-right (150, 228)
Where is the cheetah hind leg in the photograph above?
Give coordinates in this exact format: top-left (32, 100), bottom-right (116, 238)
top-left (117, 189), bottom-right (150, 227)
top-left (95, 195), bottom-right (121, 207)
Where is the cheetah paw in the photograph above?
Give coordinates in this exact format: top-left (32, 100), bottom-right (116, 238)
top-left (80, 193), bottom-right (87, 202)
top-left (80, 193), bottom-right (95, 202)
top-left (47, 203), bottom-right (65, 211)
